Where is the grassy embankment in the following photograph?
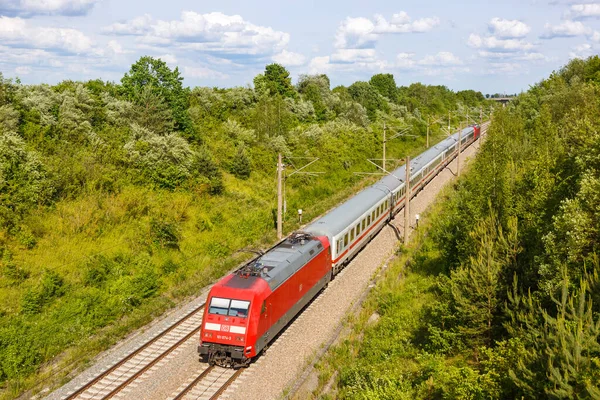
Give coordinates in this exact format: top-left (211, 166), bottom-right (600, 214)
top-left (0, 128), bottom-right (450, 399)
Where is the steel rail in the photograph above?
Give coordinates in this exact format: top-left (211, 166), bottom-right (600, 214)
top-left (172, 366), bottom-right (215, 400)
top-left (66, 301), bottom-right (206, 399)
top-left (210, 369), bottom-right (244, 400)
top-left (101, 324), bottom-right (202, 399)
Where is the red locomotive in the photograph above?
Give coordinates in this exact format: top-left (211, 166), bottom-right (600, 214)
top-left (198, 232), bottom-right (331, 367)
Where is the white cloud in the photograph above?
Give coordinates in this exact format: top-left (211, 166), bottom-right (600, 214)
top-left (307, 50), bottom-right (388, 74)
top-left (330, 48), bottom-right (378, 63)
top-left (183, 65), bottom-right (228, 79)
top-left (308, 56), bottom-right (333, 73)
top-left (590, 30), bottom-right (600, 42)
top-left (483, 62), bottom-right (525, 75)
top-left (567, 3), bottom-right (600, 19)
top-left (488, 18), bottom-right (531, 38)
top-left (15, 65), bottom-right (32, 75)
top-left (49, 59), bottom-right (63, 67)
top-left (103, 12), bottom-right (289, 56)
top-left (373, 12), bottom-right (440, 34)
top-left (468, 33), bottom-right (534, 52)
top-left (0, 16), bottom-right (93, 54)
top-left (421, 66), bottom-right (470, 77)
top-left (334, 17), bottom-right (378, 49)
top-left (0, 44), bottom-right (55, 65)
top-left (419, 51), bottom-right (462, 66)
top-left (0, 0), bottom-right (99, 16)
top-left (542, 20), bottom-right (591, 38)
top-left (272, 50), bottom-right (306, 66)
top-left (158, 53), bottom-right (177, 65)
top-left (107, 40), bottom-right (128, 55)
top-left (519, 52), bottom-right (548, 61)
top-left (308, 49), bottom-right (468, 76)
top-left (334, 12), bottom-right (439, 49)
top-left (569, 43), bottom-right (593, 58)
top-left (102, 14), bottom-right (153, 35)
top-left (477, 50), bottom-right (548, 62)
top-left (396, 52), bottom-right (416, 69)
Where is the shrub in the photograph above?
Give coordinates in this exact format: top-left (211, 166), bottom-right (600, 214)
top-left (83, 255), bottom-right (115, 287)
top-left (150, 217), bottom-right (180, 249)
top-left (2, 262), bottom-right (29, 284)
top-left (125, 124), bottom-right (195, 189)
top-left (230, 147), bottom-right (251, 179)
top-left (20, 270), bottom-right (65, 314)
top-left (0, 132), bottom-right (48, 229)
top-left (161, 259), bottom-right (179, 274)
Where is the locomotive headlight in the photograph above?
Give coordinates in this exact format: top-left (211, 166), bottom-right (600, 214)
top-left (245, 346), bottom-right (252, 354)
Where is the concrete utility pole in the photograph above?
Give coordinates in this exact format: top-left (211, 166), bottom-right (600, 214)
top-left (382, 122), bottom-right (386, 173)
top-left (404, 156), bottom-right (411, 245)
top-left (480, 106), bottom-right (483, 125)
top-left (277, 153), bottom-right (283, 239)
top-left (448, 110), bottom-right (451, 132)
top-left (457, 125), bottom-right (462, 177)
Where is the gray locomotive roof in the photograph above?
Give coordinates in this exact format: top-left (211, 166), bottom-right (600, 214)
top-left (304, 127), bottom-right (473, 239)
top-left (251, 237), bottom-right (323, 290)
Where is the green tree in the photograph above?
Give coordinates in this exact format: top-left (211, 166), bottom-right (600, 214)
top-left (230, 146), bottom-right (251, 179)
top-left (507, 272), bottom-right (600, 399)
top-left (0, 132), bottom-right (48, 229)
top-left (253, 63), bottom-right (296, 98)
top-left (348, 81), bottom-right (389, 121)
top-left (133, 85), bottom-right (175, 134)
top-left (450, 212), bottom-right (519, 348)
top-left (297, 74), bottom-right (331, 121)
top-left (124, 124), bottom-right (195, 189)
top-left (121, 56), bottom-right (191, 133)
top-left (369, 73), bottom-right (398, 102)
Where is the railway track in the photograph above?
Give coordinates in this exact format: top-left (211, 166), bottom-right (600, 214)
top-left (64, 301), bottom-right (207, 400)
top-left (171, 366), bottom-right (244, 400)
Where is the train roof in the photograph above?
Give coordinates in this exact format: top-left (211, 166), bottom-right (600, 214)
top-left (305, 185), bottom-right (389, 237)
top-left (227, 234), bottom-right (325, 291)
top-left (304, 126), bottom-right (474, 238)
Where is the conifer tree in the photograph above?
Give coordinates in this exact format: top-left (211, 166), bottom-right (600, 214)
top-left (133, 85), bottom-right (175, 134)
top-left (451, 211), bottom-right (518, 348)
top-left (506, 270), bottom-right (600, 399)
top-left (230, 146), bottom-right (251, 180)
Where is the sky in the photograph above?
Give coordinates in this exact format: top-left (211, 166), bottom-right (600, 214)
top-left (1, 0), bottom-right (600, 94)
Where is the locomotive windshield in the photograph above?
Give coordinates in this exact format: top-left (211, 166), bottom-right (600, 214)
top-left (209, 297), bottom-right (250, 318)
